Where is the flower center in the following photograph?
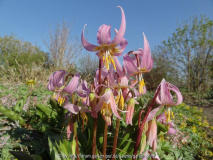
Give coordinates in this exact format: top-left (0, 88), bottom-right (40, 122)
top-left (100, 46), bottom-right (116, 70)
top-left (138, 73), bottom-right (145, 94)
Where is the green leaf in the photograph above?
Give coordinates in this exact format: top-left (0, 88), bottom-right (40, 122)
top-left (48, 134), bottom-right (85, 160)
top-left (9, 151), bottom-right (42, 160)
top-left (0, 105), bottom-right (26, 126)
top-left (163, 154), bottom-right (175, 160)
top-left (13, 99), bottom-right (24, 113)
top-left (36, 104), bottom-right (59, 121)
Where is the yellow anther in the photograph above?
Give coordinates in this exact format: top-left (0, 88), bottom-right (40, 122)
top-left (111, 57), bottom-right (116, 70)
top-left (119, 95), bottom-right (124, 110)
top-left (168, 110), bottom-right (171, 122)
top-left (108, 56), bottom-right (112, 63)
top-left (58, 96), bottom-right (65, 106)
top-left (139, 79), bottom-right (145, 94)
top-left (106, 57), bottom-right (109, 70)
top-left (115, 96), bottom-right (119, 104)
top-left (107, 103), bottom-right (112, 115)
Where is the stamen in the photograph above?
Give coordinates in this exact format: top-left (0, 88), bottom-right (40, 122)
top-left (106, 57), bottom-right (109, 70)
top-left (139, 79), bottom-right (145, 94)
top-left (168, 107), bottom-right (171, 122)
top-left (111, 57), bottom-right (116, 70)
top-left (103, 56), bottom-right (105, 64)
top-left (115, 96), bottom-right (119, 104)
top-left (119, 95), bottom-right (124, 110)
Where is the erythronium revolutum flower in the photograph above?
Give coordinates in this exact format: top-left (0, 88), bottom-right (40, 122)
top-left (81, 6), bottom-right (127, 70)
top-left (47, 70), bottom-right (80, 106)
top-left (108, 68), bottom-right (137, 109)
top-left (156, 78), bottom-right (183, 123)
top-left (76, 80), bottom-right (90, 106)
top-left (95, 87), bottom-right (122, 125)
top-left (123, 33), bottom-right (153, 94)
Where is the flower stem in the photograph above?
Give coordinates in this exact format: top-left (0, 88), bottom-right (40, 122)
top-left (111, 95), bottom-right (123, 160)
top-left (92, 59), bottom-right (102, 159)
top-left (111, 111), bottom-right (121, 160)
top-left (92, 118), bottom-right (97, 159)
top-left (132, 86), bottom-right (161, 160)
top-left (73, 115), bottom-right (80, 160)
top-left (102, 122), bottom-right (108, 160)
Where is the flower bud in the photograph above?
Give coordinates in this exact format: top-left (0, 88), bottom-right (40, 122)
top-left (147, 119), bottom-right (157, 151)
top-left (126, 98), bottom-right (135, 125)
top-left (89, 93), bottom-right (97, 118)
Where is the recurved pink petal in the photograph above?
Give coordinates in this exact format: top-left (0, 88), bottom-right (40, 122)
top-left (81, 24), bottom-right (99, 51)
top-left (94, 86), bottom-right (112, 104)
top-left (109, 94), bottom-right (122, 119)
top-left (123, 54), bottom-right (139, 76)
top-left (47, 78), bottom-right (55, 91)
top-left (140, 33), bottom-right (152, 72)
top-left (64, 73), bottom-right (80, 94)
top-left (47, 72), bottom-right (55, 91)
top-left (111, 6), bottom-right (126, 46)
top-left (168, 83), bottom-right (183, 105)
top-left (146, 107), bottom-right (161, 122)
top-left (120, 76), bottom-right (129, 87)
top-left (112, 56), bottom-right (125, 77)
top-left (76, 80), bottom-right (90, 98)
top-left (160, 79), bottom-right (173, 105)
top-left (53, 70), bottom-right (66, 89)
top-left (95, 100), bottom-right (104, 112)
top-left (64, 103), bottom-right (81, 114)
top-left (97, 24), bottom-right (112, 45)
top-left (114, 28), bottom-right (128, 47)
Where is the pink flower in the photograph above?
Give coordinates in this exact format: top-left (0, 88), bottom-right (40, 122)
top-left (47, 70), bottom-right (80, 106)
top-left (95, 88), bottom-right (122, 125)
top-left (156, 79), bottom-right (183, 122)
top-left (156, 78), bottom-right (183, 106)
top-left (76, 80), bottom-right (90, 106)
top-left (123, 33), bottom-right (153, 94)
top-left (81, 6), bottom-right (127, 70)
